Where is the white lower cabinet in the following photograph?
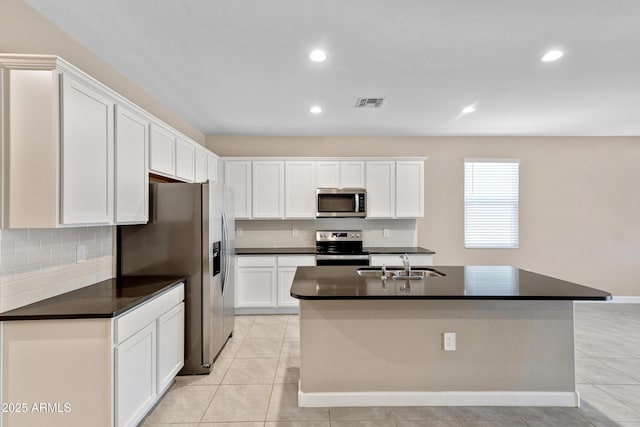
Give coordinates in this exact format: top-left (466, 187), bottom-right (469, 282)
top-left (115, 323), bottom-right (157, 427)
top-left (114, 285), bottom-right (185, 427)
top-left (0, 283), bottom-right (184, 427)
top-left (236, 256), bottom-right (278, 308)
top-left (236, 255), bottom-right (315, 313)
top-left (156, 303), bottom-right (185, 393)
top-left (277, 256), bottom-right (316, 307)
top-left (369, 254), bottom-right (434, 267)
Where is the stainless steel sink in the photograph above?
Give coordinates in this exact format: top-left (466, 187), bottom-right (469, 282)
top-left (356, 268), bottom-right (402, 279)
top-left (357, 267), bottom-right (446, 280)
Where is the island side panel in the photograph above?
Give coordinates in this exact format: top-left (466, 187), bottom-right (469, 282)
top-left (299, 299), bottom-right (575, 394)
top-left (1, 319), bottom-right (112, 427)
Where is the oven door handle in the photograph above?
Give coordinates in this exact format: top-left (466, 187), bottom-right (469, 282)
top-left (316, 254), bottom-right (370, 261)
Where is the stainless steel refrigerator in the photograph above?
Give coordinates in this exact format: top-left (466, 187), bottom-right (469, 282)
top-left (118, 182), bottom-right (235, 375)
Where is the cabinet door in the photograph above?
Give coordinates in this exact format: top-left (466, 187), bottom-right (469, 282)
top-left (317, 161), bottom-right (340, 188)
top-left (115, 322), bottom-right (157, 427)
top-left (252, 161), bottom-right (285, 219)
top-left (340, 161), bottom-right (365, 188)
top-left (224, 161), bottom-right (252, 218)
top-left (396, 160), bottom-right (424, 218)
top-left (366, 161), bottom-right (395, 218)
top-left (277, 267), bottom-right (299, 307)
top-left (194, 149), bottom-right (208, 183)
top-left (149, 124), bottom-right (175, 176)
top-left (207, 155), bottom-right (218, 182)
top-left (277, 256), bottom-right (315, 307)
top-left (60, 75), bottom-right (114, 225)
top-left (175, 138), bottom-right (195, 182)
top-left (236, 267), bottom-right (278, 308)
top-left (157, 303), bottom-right (185, 393)
top-left (115, 106), bottom-right (148, 224)
top-left (285, 161), bottom-right (316, 218)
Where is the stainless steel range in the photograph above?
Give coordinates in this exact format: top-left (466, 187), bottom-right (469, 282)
top-left (315, 230), bottom-right (369, 266)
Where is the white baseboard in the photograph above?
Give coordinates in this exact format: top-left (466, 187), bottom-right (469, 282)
top-left (576, 296), bottom-right (640, 304)
top-left (298, 389), bottom-right (580, 407)
top-left (610, 296), bottom-right (640, 303)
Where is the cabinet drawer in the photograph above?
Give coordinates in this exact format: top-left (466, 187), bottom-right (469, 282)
top-left (277, 255), bottom-right (316, 267)
top-left (115, 284), bottom-right (184, 344)
top-left (237, 256), bottom-right (277, 267)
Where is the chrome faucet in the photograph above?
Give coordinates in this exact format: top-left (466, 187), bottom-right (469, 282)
top-left (400, 253), bottom-right (411, 276)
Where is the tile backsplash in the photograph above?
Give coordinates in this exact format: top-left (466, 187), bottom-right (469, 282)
top-left (0, 227), bottom-right (114, 312)
top-left (235, 218), bottom-right (418, 248)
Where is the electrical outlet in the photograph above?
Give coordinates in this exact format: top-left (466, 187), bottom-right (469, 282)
top-left (383, 229), bottom-right (390, 237)
top-left (292, 227), bottom-right (299, 237)
top-left (236, 228), bottom-right (243, 237)
top-left (443, 332), bottom-right (456, 351)
top-left (76, 244), bottom-right (87, 264)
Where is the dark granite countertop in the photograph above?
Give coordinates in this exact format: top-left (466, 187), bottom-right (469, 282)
top-left (290, 266), bottom-right (611, 301)
top-left (0, 276), bottom-right (186, 321)
top-left (236, 247), bottom-right (317, 255)
top-left (365, 247), bottom-right (435, 254)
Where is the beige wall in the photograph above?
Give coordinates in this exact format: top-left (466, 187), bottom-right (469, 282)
top-left (0, 0), bottom-right (204, 144)
top-left (207, 135), bottom-right (640, 297)
top-left (299, 299), bottom-right (575, 395)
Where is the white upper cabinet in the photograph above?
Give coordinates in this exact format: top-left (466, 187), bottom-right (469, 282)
top-left (175, 137), bottom-right (195, 182)
top-left (194, 149), bottom-right (208, 183)
top-left (0, 54), bottom-right (222, 228)
top-left (149, 124), bottom-right (176, 177)
top-left (317, 161), bottom-right (365, 188)
top-left (285, 161), bottom-right (316, 218)
top-left (366, 160), bottom-right (425, 219)
top-left (366, 161), bottom-right (395, 218)
top-left (340, 161), bottom-right (366, 188)
top-left (115, 105), bottom-right (149, 224)
top-left (252, 161), bottom-right (285, 219)
top-left (207, 155), bottom-right (218, 182)
top-left (224, 161), bottom-right (252, 219)
top-left (395, 160), bottom-right (424, 218)
top-left (222, 157), bottom-right (424, 221)
top-left (316, 161), bottom-right (340, 188)
top-left (60, 75), bottom-right (115, 225)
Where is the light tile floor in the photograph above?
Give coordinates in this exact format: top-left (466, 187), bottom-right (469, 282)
top-left (142, 303), bottom-right (640, 427)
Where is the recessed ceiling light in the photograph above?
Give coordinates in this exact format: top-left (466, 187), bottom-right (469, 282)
top-left (541, 50), bottom-right (564, 62)
top-left (309, 49), bottom-right (327, 62)
top-left (461, 105), bottom-right (476, 114)
top-left (309, 106), bottom-right (322, 114)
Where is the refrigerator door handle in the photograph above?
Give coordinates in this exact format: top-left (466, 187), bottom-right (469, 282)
top-left (221, 212), bottom-right (229, 297)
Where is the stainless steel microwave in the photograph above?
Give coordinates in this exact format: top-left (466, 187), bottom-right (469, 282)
top-left (316, 189), bottom-right (366, 218)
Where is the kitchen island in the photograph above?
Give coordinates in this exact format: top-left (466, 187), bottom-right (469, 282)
top-left (291, 266), bottom-right (610, 408)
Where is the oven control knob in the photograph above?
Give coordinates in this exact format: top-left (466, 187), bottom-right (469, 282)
top-left (356, 233), bottom-right (361, 238)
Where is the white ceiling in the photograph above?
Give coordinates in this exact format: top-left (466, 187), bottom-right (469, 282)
top-left (24, 0), bottom-right (640, 136)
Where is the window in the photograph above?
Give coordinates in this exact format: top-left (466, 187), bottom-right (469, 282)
top-left (464, 159), bottom-right (519, 248)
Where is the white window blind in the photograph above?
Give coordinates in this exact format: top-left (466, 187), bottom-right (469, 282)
top-left (464, 160), bottom-right (519, 248)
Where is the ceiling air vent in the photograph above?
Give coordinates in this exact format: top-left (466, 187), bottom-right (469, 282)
top-left (355, 97), bottom-right (385, 108)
